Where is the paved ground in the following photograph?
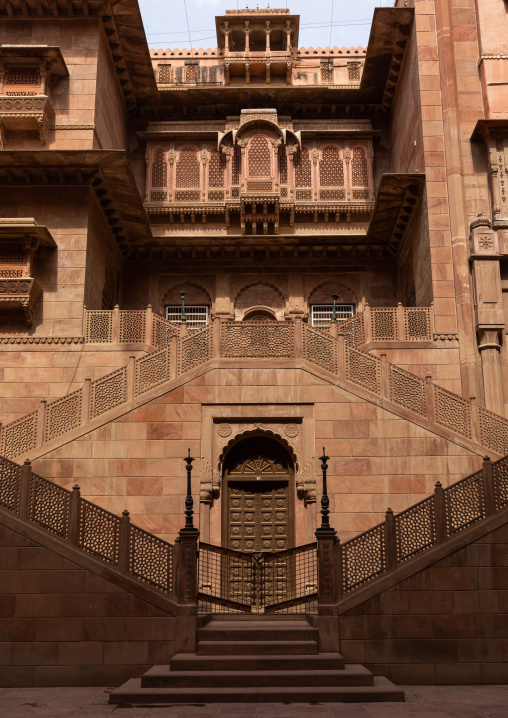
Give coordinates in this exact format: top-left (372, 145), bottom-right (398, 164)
top-left (1, 686), bottom-right (508, 718)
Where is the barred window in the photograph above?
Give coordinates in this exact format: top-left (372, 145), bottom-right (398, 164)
top-left (311, 304), bottom-right (354, 328)
top-left (166, 305), bottom-right (209, 328)
top-left (294, 146), bottom-right (312, 187)
top-left (151, 148), bottom-right (167, 188)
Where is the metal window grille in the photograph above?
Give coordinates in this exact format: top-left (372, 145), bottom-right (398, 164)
top-left (311, 304), bottom-right (354, 328)
top-left (165, 305), bottom-right (209, 328)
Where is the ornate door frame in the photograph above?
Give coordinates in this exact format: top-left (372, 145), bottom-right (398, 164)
top-left (221, 437), bottom-right (296, 551)
top-left (199, 404), bottom-right (317, 546)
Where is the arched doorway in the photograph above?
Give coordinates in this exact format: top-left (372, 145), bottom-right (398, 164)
top-left (221, 436), bottom-right (295, 552)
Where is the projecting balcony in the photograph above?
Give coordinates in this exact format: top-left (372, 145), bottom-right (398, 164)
top-left (0, 95), bottom-right (54, 144)
top-left (0, 277), bottom-right (42, 326)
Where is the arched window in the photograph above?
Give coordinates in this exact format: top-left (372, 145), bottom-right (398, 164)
top-left (208, 149), bottom-right (226, 187)
top-left (319, 145), bottom-right (344, 187)
top-left (294, 146), bottom-right (312, 187)
top-left (175, 146), bottom-right (200, 188)
top-left (246, 134), bottom-right (273, 178)
top-left (351, 146), bottom-right (369, 187)
top-left (151, 148), bottom-right (167, 188)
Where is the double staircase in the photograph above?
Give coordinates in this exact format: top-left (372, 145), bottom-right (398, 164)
top-left (109, 615), bottom-right (404, 704)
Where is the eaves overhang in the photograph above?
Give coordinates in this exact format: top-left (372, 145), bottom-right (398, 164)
top-left (367, 173), bottom-right (425, 255)
top-left (0, 150), bottom-right (152, 257)
top-left (0, 0), bottom-right (158, 112)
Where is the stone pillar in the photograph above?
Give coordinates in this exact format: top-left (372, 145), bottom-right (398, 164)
top-left (315, 529), bottom-right (339, 653)
top-left (478, 328), bottom-right (504, 415)
top-left (244, 21), bottom-right (250, 53)
top-left (470, 218), bottom-right (505, 415)
top-left (174, 528), bottom-right (199, 653)
top-left (265, 21), bottom-right (270, 52)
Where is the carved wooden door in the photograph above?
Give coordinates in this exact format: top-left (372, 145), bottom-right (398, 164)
top-left (223, 441), bottom-right (293, 610)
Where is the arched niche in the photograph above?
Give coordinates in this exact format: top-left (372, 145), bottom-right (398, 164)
top-left (308, 282), bottom-right (357, 307)
top-left (234, 282), bottom-right (286, 321)
top-left (160, 281), bottom-right (212, 315)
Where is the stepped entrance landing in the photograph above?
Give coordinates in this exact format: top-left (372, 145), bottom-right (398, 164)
top-left (109, 615), bottom-right (405, 704)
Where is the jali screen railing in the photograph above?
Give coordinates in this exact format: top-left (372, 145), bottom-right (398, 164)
top-left (3, 309), bottom-right (508, 460)
top-left (339, 454), bottom-right (507, 596)
top-left (0, 456), bottom-right (174, 594)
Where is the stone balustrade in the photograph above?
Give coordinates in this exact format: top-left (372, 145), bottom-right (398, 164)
top-left (2, 309), bottom-right (508, 460)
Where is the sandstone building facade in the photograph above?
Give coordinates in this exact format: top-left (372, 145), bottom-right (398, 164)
top-left (1, 0), bottom-right (508, 692)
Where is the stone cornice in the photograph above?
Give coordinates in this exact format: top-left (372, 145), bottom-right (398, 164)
top-left (0, 150), bottom-right (152, 257)
top-left (0, 0), bottom-right (158, 112)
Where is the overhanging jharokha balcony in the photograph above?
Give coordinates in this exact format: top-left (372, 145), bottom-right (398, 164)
top-left (0, 95), bottom-right (54, 144)
top-left (3, 306), bottom-right (508, 461)
top-left (0, 276), bottom-right (41, 326)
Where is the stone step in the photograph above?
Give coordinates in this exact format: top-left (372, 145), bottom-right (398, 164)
top-left (203, 614), bottom-right (312, 623)
top-left (197, 640), bottom-right (318, 655)
top-left (197, 623), bottom-right (318, 642)
top-left (141, 664), bottom-right (373, 689)
top-left (109, 676), bottom-right (405, 704)
top-left (170, 652), bottom-right (345, 672)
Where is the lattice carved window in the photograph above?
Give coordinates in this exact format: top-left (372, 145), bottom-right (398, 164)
top-left (321, 62), bottom-right (333, 83)
top-left (231, 146), bottom-right (241, 185)
top-left (151, 148), bottom-right (167, 188)
top-left (348, 62), bottom-right (361, 81)
top-left (4, 67), bottom-right (41, 96)
top-left (246, 134), bottom-right (273, 179)
top-left (208, 149), bottom-right (226, 188)
top-left (294, 146), bottom-right (312, 188)
top-left (0, 246), bottom-right (26, 278)
top-left (185, 64), bottom-right (197, 83)
top-left (351, 146), bottom-right (369, 187)
top-left (319, 146), bottom-right (344, 187)
top-left (158, 64), bottom-right (172, 83)
top-left (279, 146), bottom-right (288, 185)
top-left (175, 146), bottom-right (201, 188)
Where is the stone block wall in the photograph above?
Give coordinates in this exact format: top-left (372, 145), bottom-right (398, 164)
top-left (339, 519), bottom-right (508, 685)
top-left (32, 365), bottom-right (483, 545)
top-left (0, 520), bottom-right (176, 687)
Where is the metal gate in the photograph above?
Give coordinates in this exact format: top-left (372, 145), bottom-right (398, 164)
top-left (197, 542), bottom-right (318, 614)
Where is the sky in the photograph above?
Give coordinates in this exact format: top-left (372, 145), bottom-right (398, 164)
top-left (138, 0), bottom-right (394, 52)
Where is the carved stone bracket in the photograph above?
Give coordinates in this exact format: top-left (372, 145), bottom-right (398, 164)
top-left (200, 457), bottom-right (221, 504)
top-left (296, 458), bottom-right (316, 504)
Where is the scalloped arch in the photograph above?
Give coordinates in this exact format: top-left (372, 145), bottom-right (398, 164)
top-left (233, 280), bottom-right (287, 304)
top-left (218, 428), bottom-right (299, 474)
top-left (160, 280), bottom-right (213, 314)
top-left (307, 279), bottom-right (358, 305)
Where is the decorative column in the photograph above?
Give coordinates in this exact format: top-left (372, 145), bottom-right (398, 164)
top-left (245, 21), bottom-right (250, 53)
top-left (478, 328), bottom-right (504, 415)
top-left (315, 449), bottom-right (339, 653)
top-left (174, 449), bottom-right (199, 653)
top-left (470, 215), bottom-right (505, 415)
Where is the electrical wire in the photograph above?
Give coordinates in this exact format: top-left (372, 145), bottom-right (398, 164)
top-left (182, 0), bottom-right (192, 48)
top-left (329, 0), bottom-right (334, 48)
